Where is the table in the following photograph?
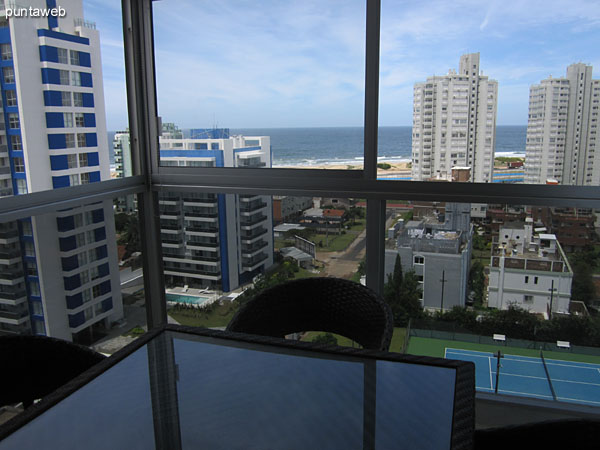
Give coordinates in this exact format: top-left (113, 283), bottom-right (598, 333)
top-left (0, 325), bottom-right (474, 449)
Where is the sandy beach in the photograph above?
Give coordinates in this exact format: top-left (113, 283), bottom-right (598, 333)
top-left (274, 160), bottom-right (412, 177)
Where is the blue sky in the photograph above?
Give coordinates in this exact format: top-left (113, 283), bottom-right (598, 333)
top-left (86, 0), bottom-right (600, 130)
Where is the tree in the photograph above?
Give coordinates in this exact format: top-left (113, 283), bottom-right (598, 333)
top-left (117, 214), bottom-right (141, 259)
top-left (346, 206), bottom-right (365, 226)
top-left (472, 233), bottom-right (487, 251)
top-left (468, 261), bottom-right (485, 305)
top-left (312, 332), bottom-right (338, 346)
top-left (570, 247), bottom-right (599, 306)
top-left (383, 254), bottom-right (422, 326)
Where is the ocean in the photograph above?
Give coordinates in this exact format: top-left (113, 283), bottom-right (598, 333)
top-left (231, 126), bottom-right (527, 167)
top-left (108, 126), bottom-right (527, 166)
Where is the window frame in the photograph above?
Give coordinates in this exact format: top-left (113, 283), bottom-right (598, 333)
top-left (5, 90), bottom-right (16, 107)
top-left (69, 49), bottom-right (80, 66)
top-left (0, 0), bottom-right (595, 342)
top-left (0, 43), bottom-right (12, 61)
top-left (57, 47), bottom-right (68, 64)
top-left (2, 66), bottom-right (14, 83)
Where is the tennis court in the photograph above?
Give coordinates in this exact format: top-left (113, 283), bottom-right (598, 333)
top-left (445, 348), bottom-right (600, 406)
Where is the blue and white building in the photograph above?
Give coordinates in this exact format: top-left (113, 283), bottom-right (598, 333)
top-left (0, 0), bottom-right (122, 342)
top-left (159, 129), bottom-right (274, 292)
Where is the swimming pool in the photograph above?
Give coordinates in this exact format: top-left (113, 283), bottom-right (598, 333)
top-left (166, 293), bottom-right (210, 306)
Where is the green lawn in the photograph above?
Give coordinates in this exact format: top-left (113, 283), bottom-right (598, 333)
top-left (407, 336), bottom-right (600, 364)
top-left (168, 300), bottom-right (239, 328)
top-left (302, 328), bottom-right (407, 353)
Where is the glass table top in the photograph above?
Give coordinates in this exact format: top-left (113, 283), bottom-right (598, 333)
top-left (1, 330), bottom-right (460, 450)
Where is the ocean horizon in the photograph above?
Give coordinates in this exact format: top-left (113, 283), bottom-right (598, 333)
top-left (108, 125), bottom-right (527, 166)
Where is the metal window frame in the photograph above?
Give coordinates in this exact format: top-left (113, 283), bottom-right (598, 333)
top-left (0, 0), bottom-right (597, 333)
top-left (134, 0), bottom-right (600, 320)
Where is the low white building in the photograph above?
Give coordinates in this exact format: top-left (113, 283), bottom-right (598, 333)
top-left (487, 218), bottom-right (573, 317)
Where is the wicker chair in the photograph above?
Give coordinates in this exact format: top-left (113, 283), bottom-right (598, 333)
top-left (0, 335), bottom-right (106, 408)
top-left (227, 277), bottom-right (394, 351)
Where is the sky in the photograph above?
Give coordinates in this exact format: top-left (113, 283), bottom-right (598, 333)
top-left (85, 0), bottom-right (600, 130)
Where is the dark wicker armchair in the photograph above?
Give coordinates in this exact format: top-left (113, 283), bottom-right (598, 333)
top-left (0, 335), bottom-right (106, 408)
top-left (227, 277), bottom-right (394, 351)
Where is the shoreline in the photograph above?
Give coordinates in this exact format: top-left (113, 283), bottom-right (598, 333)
top-left (274, 160), bottom-right (412, 174)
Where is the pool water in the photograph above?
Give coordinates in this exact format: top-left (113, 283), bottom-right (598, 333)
top-left (166, 293), bottom-right (210, 305)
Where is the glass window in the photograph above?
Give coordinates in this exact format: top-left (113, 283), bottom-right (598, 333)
top-left (71, 71), bottom-right (81, 87)
top-left (1, 43), bottom-right (12, 61)
top-left (69, 50), bottom-right (80, 66)
top-left (21, 221), bottom-right (32, 236)
top-left (76, 232), bottom-right (86, 247)
top-left (152, 1), bottom-right (364, 171)
top-left (59, 69), bottom-right (70, 85)
top-left (92, 284), bottom-right (101, 298)
top-left (32, 320), bottom-right (46, 335)
top-left (73, 92), bottom-right (83, 107)
top-left (32, 301), bottom-right (43, 315)
top-left (65, 133), bottom-right (75, 148)
top-left (24, 241), bottom-right (35, 256)
top-left (77, 133), bottom-right (86, 147)
top-left (8, 113), bottom-right (19, 129)
top-left (13, 156), bottom-right (24, 172)
top-left (78, 152), bottom-right (88, 166)
top-left (86, 229), bottom-right (96, 244)
top-left (57, 48), bottom-right (68, 64)
top-left (82, 288), bottom-right (91, 303)
top-left (63, 113), bottom-right (74, 128)
top-left (84, 211), bottom-right (94, 225)
top-left (26, 261), bottom-right (37, 276)
top-left (70, 174), bottom-right (79, 186)
top-left (81, 172), bottom-right (90, 184)
top-left (11, 135), bottom-right (22, 150)
top-left (16, 178), bottom-right (27, 194)
top-left (77, 251), bottom-right (87, 266)
top-left (61, 91), bottom-right (71, 106)
top-left (3, 66), bottom-right (14, 83)
top-left (29, 280), bottom-right (40, 296)
top-left (73, 213), bottom-right (83, 228)
top-left (84, 306), bottom-right (93, 321)
top-left (5, 90), bottom-right (16, 107)
top-left (90, 265), bottom-right (99, 280)
top-left (67, 154), bottom-right (77, 169)
top-left (75, 113), bottom-right (84, 127)
top-left (80, 270), bottom-right (89, 285)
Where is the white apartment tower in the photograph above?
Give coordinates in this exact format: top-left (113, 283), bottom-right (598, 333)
top-left (0, 0), bottom-right (123, 342)
top-left (113, 129), bottom-right (134, 212)
top-left (412, 53), bottom-right (498, 183)
top-left (524, 63), bottom-right (600, 185)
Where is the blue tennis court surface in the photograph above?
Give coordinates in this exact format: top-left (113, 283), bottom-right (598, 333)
top-left (445, 348), bottom-right (600, 406)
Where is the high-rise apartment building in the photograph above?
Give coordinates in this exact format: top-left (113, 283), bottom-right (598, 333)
top-left (158, 129), bottom-right (274, 292)
top-left (411, 53), bottom-right (498, 183)
top-left (0, 0), bottom-right (123, 342)
top-left (113, 129), bottom-right (134, 212)
top-left (524, 63), bottom-right (600, 185)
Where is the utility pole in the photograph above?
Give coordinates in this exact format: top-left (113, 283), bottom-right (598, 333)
top-left (439, 270), bottom-right (447, 312)
top-left (495, 350), bottom-right (504, 394)
top-left (548, 279), bottom-right (556, 320)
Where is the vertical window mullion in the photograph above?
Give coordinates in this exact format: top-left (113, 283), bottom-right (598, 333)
top-left (364, 0), bottom-right (385, 295)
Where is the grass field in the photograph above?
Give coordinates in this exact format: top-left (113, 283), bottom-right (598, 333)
top-left (303, 328), bottom-right (407, 353)
top-left (168, 300), bottom-right (239, 328)
top-left (407, 336), bottom-right (600, 364)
